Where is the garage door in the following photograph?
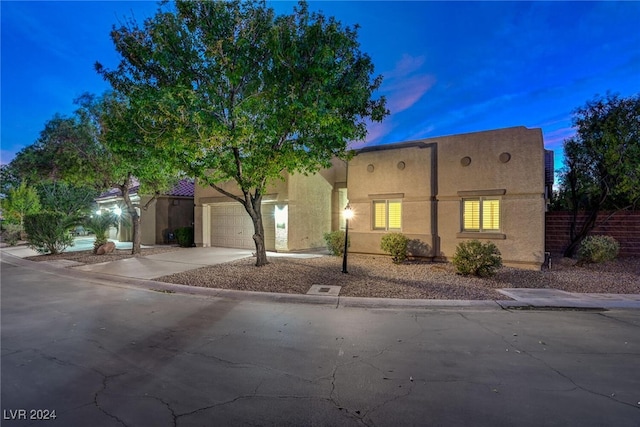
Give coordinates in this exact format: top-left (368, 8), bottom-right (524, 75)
top-left (209, 203), bottom-right (275, 250)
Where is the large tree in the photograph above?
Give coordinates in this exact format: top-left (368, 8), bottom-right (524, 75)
top-left (96, 0), bottom-right (387, 266)
top-left (556, 93), bottom-right (640, 257)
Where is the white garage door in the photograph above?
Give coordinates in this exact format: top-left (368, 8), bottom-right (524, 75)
top-left (209, 203), bottom-right (275, 250)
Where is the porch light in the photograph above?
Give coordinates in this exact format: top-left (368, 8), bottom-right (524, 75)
top-left (113, 207), bottom-right (122, 216)
top-left (342, 203), bottom-right (353, 274)
top-left (95, 209), bottom-right (101, 216)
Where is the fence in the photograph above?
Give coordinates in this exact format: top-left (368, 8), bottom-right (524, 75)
top-left (546, 211), bottom-right (640, 257)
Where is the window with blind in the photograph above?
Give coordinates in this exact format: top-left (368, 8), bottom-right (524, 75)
top-left (462, 198), bottom-right (500, 232)
top-left (373, 200), bottom-right (402, 230)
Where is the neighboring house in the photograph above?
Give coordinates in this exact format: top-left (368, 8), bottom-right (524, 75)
top-left (194, 126), bottom-right (552, 269)
top-left (95, 179), bottom-right (195, 245)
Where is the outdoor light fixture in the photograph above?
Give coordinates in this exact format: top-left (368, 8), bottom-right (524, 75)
top-left (95, 209), bottom-right (101, 216)
top-left (342, 203), bottom-right (353, 274)
top-left (113, 207), bottom-right (123, 216)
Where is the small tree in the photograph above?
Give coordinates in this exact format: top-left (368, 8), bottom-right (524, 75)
top-left (24, 212), bottom-right (77, 254)
top-left (556, 93), bottom-right (640, 257)
top-left (380, 232), bottom-right (409, 264)
top-left (1, 182), bottom-right (41, 238)
top-left (83, 211), bottom-right (120, 254)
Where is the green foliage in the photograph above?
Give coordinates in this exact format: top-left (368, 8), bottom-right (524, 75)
top-left (37, 181), bottom-right (98, 217)
top-left (380, 232), bottom-right (410, 264)
top-left (174, 226), bottom-right (194, 247)
top-left (97, 0), bottom-right (387, 266)
top-left (452, 240), bottom-right (503, 277)
top-left (1, 223), bottom-right (22, 246)
top-left (556, 93), bottom-right (640, 256)
top-left (1, 182), bottom-right (42, 239)
top-left (24, 212), bottom-right (77, 255)
top-left (83, 212), bottom-right (119, 254)
top-left (323, 230), bottom-right (349, 256)
top-left (577, 235), bottom-right (620, 264)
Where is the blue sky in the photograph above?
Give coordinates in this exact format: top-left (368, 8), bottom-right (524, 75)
top-left (2, 1), bottom-right (639, 171)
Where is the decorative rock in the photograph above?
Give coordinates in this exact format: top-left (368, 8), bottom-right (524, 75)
top-left (97, 241), bottom-right (116, 255)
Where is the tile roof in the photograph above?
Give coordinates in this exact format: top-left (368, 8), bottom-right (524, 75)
top-left (96, 179), bottom-right (194, 200)
top-left (166, 179), bottom-right (195, 197)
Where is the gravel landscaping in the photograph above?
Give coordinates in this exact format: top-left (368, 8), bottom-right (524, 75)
top-left (156, 252), bottom-right (640, 300)
top-left (22, 247), bottom-right (640, 300)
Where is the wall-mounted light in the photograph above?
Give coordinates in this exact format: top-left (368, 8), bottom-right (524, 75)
top-left (113, 207), bottom-right (122, 216)
top-left (274, 205), bottom-right (288, 229)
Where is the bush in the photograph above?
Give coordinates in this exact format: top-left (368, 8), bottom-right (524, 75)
top-left (323, 230), bottom-right (349, 256)
top-left (1, 223), bottom-right (22, 246)
top-left (452, 240), bottom-right (502, 277)
top-left (174, 226), bottom-right (194, 247)
top-left (578, 235), bottom-right (619, 264)
top-left (24, 212), bottom-right (77, 254)
top-left (380, 232), bottom-right (410, 264)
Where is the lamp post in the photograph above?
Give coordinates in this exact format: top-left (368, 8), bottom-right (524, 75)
top-left (342, 203), bottom-right (353, 274)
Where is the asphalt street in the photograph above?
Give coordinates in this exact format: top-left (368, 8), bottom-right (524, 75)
top-left (1, 260), bottom-right (639, 426)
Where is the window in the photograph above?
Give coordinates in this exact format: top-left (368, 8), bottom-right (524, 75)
top-left (373, 200), bottom-right (402, 230)
top-left (462, 198), bottom-right (500, 232)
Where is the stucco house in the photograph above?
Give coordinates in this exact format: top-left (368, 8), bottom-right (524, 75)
top-left (95, 179), bottom-right (195, 245)
top-left (194, 126), bottom-right (552, 269)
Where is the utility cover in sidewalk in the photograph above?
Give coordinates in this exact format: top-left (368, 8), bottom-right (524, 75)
top-left (306, 285), bottom-right (341, 296)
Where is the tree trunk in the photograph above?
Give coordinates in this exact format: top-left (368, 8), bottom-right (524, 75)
top-left (121, 180), bottom-right (141, 255)
top-left (245, 194), bottom-right (268, 267)
top-left (563, 208), bottom-right (599, 258)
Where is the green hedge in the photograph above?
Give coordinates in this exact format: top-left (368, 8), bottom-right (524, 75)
top-left (174, 226), bottom-right (194, 247)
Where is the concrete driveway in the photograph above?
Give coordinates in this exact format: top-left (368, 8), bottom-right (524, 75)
top-left (72, 246), bottom-right (255, 279)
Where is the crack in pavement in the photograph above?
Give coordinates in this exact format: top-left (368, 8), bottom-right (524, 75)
top-left (93, 371), bottom-right (128, 427)
top-left (457, 313), bottom-right (640, 410)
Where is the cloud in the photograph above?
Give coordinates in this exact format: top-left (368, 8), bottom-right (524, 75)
top-left (543, 127), bottom-right (575, 150)
top-left (384, 74), bottom-right (437, 115)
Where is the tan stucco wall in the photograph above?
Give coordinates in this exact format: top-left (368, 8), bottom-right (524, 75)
top-left (286, 172), bottom-right (334, 251)
top-left (346, 126), bottom-right (546, 269)
top-left (140, 196), bottom-right (156, 245)
top-left (436, 127), bottom-right (545, 269)
top-left (347, 144), bottom-right (434, 257)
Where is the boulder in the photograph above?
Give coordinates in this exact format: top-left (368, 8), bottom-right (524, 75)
top-left (96, 241), bottom-right (116, 255)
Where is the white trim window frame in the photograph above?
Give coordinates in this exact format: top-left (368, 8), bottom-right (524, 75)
top-left (372, 199), bottom-right (402, 231)
top-left (462, 197), bottom-right (501, 233)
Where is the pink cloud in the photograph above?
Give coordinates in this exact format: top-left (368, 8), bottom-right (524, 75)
top-left (385, 54), bottom-right (426, 78)
top-left (543, 126), bottom-right (575, 149)
top-left (384, 74), bottom-right (436, 114)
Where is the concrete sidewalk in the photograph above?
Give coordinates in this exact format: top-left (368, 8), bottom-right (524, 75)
top-left (2, 242), bottom-right (639, 309)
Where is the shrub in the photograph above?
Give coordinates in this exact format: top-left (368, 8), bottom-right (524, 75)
top-left (452, 240), bottom-right (502, 277)
top-left (1, 223), bottom-right (22, 246)
top-left (380, 232), bottom-right (410, 264)
top-left (323, 230), bottom-right (349, 256)
top-left (577, 235), bottom-right (619, 264)
top-left (24, 212), bottom-right (77, 254)
top-left (174, 226), bottom-right (194, 247)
